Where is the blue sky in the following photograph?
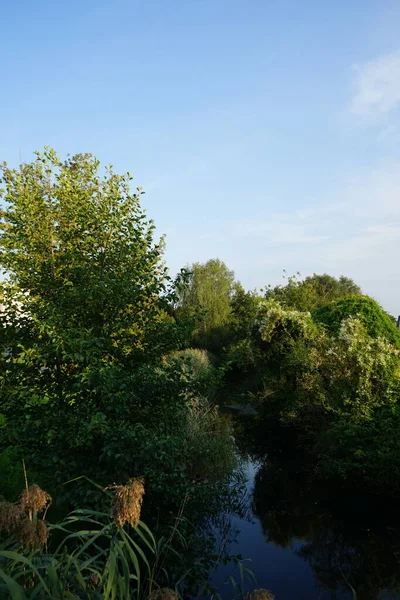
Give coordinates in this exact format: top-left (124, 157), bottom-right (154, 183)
top-left (1, 0), bottom-right (400, 314)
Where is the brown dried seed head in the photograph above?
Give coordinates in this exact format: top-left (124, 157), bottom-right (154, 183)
top-left (246, 590), bottom-right (275, 600)
top-left (20, 485), bottom-right (51, 514)
top-left (88, 574), bottom-right (100, 588)
top-left (109, 477), bottom-right (144, 528)
top-left (17, 518), bottom-right (49, 550)
top-left (147, 588), bottom-right (179, 600)
top-left (0, 502), bottom-right (24, 534)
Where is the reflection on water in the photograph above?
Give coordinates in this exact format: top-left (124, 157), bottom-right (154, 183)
top-left (210, 417), bottom-right (400, 600)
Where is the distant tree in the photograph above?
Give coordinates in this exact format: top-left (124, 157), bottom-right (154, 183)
top-left (265, 272), bottom-right (362, 312)
top-left (176, 258), bottom-right (236, 349)
top-left (230, 283), bottom-right (263, 339)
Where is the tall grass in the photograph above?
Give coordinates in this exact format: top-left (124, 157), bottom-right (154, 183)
top-left (0, 477), bottom-right (187, 600)
top-left (0, 473), bottom-right (259, 599)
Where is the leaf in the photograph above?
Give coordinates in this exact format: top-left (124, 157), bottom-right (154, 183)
top-left (0, 570), bottom-right (26, 600)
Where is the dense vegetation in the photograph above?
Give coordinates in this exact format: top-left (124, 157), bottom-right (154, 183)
top-left (313, 295), bottom-right (400, 348)
top-left (0, 149), bottom-right (239, 533)
top-left (173, 257), bottom-right (400, 495)
top-left (1, 148), bottom-right (400, 597)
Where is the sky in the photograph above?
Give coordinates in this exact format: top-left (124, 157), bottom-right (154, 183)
top-left (1, 0), bottom-right (400, 315)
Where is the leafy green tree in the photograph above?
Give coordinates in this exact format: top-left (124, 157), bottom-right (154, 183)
top-left (0, 149), bottom-right (235, 507)
top-left (265, 272), bottom-right (362, 312)
top-left (230, 284), bottom-right (263, 339)
top-left (0, 148), bottom-right (177, 368)
top-left (176, 259), bottom-right (236, 350)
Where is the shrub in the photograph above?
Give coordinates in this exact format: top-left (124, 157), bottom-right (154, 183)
top-left (317, 408), bottom-right (400, 492)
top-left (249, 300), bottom-right (400, 493)
top-left (165, 348), bottom-right (213, 381)
top-left (312, 296), bottom-right (400, 349)
top-left (282, 317), bottom-right (400, 428)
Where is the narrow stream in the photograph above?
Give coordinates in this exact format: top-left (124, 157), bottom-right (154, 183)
top-left (208, 417), bottom-right (400, 600)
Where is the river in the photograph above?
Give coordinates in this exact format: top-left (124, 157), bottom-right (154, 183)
top-left (207, 416), bottom-right (400, 600)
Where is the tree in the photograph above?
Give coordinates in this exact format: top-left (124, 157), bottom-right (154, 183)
top-left (230, 284), bottom-right (263, 339)
top-left (265, 273), bottom-right (362, 312)
top-left (176, 259), bottom-right (236, 349)
top-left (0, 148), bottom-right (188, 500)
top-left (0, 148), bottom-right (176, 368)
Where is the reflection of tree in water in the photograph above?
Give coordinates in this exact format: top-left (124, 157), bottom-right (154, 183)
top-left (252, 455), bottom-right (400, 600)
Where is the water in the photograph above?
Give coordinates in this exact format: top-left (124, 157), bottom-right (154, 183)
top-left (208, 418), bottom-right (400, 600)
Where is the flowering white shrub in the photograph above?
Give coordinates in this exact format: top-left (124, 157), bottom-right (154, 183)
top-left (255, 299), bottom-right (317, 345)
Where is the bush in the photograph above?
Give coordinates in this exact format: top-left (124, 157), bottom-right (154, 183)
top-left (317, 408), bottom-right (400, 491)
top-left (282, 317), bottom-right (400, 429)
top-left (165, 348), bottom-right (215, 390)
top-left (312, 296), bottom-right (400, 349)
top-left (0, 359), bottom-right (236, 515)
top-left (249, 300), bottom-right (400, 493)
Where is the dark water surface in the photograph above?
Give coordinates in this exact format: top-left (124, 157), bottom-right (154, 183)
top-left (209, 418), bottom-right (400, 600)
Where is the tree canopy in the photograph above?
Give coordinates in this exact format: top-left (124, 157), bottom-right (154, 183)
top-left (0, 148), bottom-right (176, 367)
top-left (0, 149), bottom-right (194, 501)
top-left (176, 258), bottom-right (236, 348)
top-left (265, 273), bottom-right (362, 312)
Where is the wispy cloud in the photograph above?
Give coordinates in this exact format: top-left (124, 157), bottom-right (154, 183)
top-left (169, 159), bottom-right (400, 315)
top-left (350, 51), bottom-right (400, 118)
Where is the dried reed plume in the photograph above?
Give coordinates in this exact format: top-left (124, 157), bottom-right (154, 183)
top-left (88, 574), bottom-right (101, 589)
top-left (20, 484), bottom-right (51, 514)
top-left (246, 590), bottom-right (275, 600)
top-left (109, 477), bottom-right (144, 528)
top-left (17, 518), bottom-right (49, 550)
top-left (148, 588), bottom-right (179, 600)
top-left (0, 502), bottom-right (24, 534)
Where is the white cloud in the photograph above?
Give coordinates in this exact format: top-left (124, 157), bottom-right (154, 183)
top-left (350, 51), bottom-right (400, 117)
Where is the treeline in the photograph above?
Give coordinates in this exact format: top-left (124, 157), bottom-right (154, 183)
top-left (173, 261), bottom-right (400, 494)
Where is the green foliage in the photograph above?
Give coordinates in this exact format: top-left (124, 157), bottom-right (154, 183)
top-left (312, 295), bottom-right (400, 349)
top-left (0, 448), bottom-right (41, 503)
top-left (0, 150), bottom-right (236, 514)
top-left (250, 299), bottom-right (320, 378)
top-left (230, 285), bottom-right (263, 340)
top-left (166, 348), bottom-right (212, 378)
top-left (176, 259), bottom-right (236, 351)
top-left (0, 148), bottom-right (180, 367)
top-left (283, 317), bottom-right (400, 428)
top-left (164, 349), bottom-right (219, 396)
top-left (249, 298), bottom-right (400, 493)
top-left (317, 407), bottom-right (400, 489)
top-left (265, 272), bottom-right (362, 312)
top-left (0, 482), bottom-right (190, 599)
